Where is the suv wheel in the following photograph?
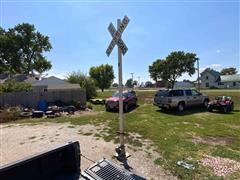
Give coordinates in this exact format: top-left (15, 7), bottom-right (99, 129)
top-left (203, 99), bottom-right (209, 108)
top-left (222, 106), bottom-right (229, 113)
top-left (105, 105), bottom-right (110, 112)
top-left (124, 104), bottom-right (129, 113)
top-left (207, 105), bottom-right (213, 112)
top-left (178, 102), bottom-right (184, 112)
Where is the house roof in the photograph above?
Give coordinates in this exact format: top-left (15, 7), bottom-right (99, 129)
top-left (220, 74), bottom-right (240, 82)
top-left (201, 68), bottom-right (220, 77)
top-left (32, 76), bottom-right (80, 90)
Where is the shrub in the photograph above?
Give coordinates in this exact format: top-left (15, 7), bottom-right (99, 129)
top-left (67, 71), bottom-right (97, 100)
top-left (86, 102), bottom-right (93, 109)
top-left (0, 107), bottom-right (21, 123)
top-left (0, 80), bottom-right (32, 93)
top-left (209, 86), bottom-right (219, 89)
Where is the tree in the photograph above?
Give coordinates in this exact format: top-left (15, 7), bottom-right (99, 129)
top-left (0, 27), bottom-right (21, 73)
top-left (133, 80), bottom-right (138, 86)
top-left (125, 78), bottom-right (133, 88)
top-left (125, 79), bottom-right (137, 88)
top-left (89, 64), bottom-right (114, 92)
top-left (112, 83), bottom-right (118, 88)
top-left (220, 67), bottom-right (237, 75)
top-left (0, 23), bottom-right (52, 74)
top-left (67, 71), bottom-right (96, 100)
top-left (149, 51), bottom-right (198, 89)
top-left (145, 81), bottom-right (154, 88)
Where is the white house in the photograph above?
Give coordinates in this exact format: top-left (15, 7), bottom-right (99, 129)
top-left (200, 68), bottom-right (240, 89)
top-left (31, 76), bottom-right (80, 92)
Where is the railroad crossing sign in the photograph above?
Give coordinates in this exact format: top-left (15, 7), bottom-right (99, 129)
top-left (106, 16), bottom-right (130, 56)
top-left (106, 16), bottom-right (130, 162)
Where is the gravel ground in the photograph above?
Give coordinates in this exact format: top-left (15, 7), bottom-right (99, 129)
top-left (0, 123), bottom-right (176, 180)
top-left (201, 155), bottom-right (240, 177)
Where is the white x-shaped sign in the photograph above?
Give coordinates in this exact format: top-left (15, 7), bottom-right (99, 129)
top-left (106, 16), bottom-right (130, 56)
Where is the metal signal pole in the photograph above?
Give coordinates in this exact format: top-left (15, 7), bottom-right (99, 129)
top-left (106, 15), bottom-right (130, 161)
top-left (117, 19), bottom-right (125, 159)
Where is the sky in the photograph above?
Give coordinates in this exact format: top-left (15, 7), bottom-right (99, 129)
top-left (1, 0), bottom-right (239, 84)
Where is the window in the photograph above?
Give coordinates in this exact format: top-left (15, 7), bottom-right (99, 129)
top-left (206, 82), bottom-right (209, 87)
top-left (233, 82), bottom-right (236, 86)
top-left (206, 76), bottom-right (208, 80)
top-left (127, 92), bottom-right (135, 97)
top-left (218, 82), bottom-right (224, 86)
top-left (185, 90), bottom-right (192, 96)
top-left (169, 90), bottom-right (184, 97)
top-left (191, 90), bottom-right (200, 96)
top-left (155, 90), bottom-right (169, 97)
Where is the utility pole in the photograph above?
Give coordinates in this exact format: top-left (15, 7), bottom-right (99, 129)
top-left (130, 73), bottom-right (134, 89)
top-left (197, 58), bottom-right (200, 92)
top-left (138, 76), bottom-right (140, 87)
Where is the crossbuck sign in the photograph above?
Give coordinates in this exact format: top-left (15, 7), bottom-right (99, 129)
top-left (106, 16), bottom-right (130, 160)
top-left (106, 16), bottom-right (130, 56)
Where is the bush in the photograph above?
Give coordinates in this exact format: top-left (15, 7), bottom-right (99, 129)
top-left (209, 86), bottom-right (219, 89)
top-left (0, 107), bottom-right (21, 123)
top-left (86, 102), bottom-right (93, 109)
top-left (0, 80), bottom-right (32, 93)
top-left (67, 71), bottom-right (97, 100)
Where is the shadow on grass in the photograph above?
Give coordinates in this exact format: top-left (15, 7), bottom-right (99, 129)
top-left (157, 107), bottom-right (209, 116)
top-left (157, 106), bottom-right (238, 116)
top-left (106, 105), bottom-right (139, 114)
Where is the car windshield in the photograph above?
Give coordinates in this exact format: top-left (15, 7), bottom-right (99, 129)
top-left (155, 90), bottom-right (169, 97)
top-left (112, 92), bottom-right (128, 98)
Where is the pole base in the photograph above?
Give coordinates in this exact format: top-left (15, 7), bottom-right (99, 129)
top-left (114, 146), bottom-right (131, 162)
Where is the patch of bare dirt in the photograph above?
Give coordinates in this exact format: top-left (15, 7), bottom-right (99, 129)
top-left (192, 136), bottom-right (234, 146)
top-left (0, 123), bottom-right (176, 180)
top-left (201, 155), bottom-right (240, 177)
top-left (144, 98), bottom-right (153, 104)
top-left (62, 109), bottom-right (101, 118)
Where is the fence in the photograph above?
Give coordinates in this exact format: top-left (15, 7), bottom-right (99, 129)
top-left (0, 89), bottom-right (86, 108)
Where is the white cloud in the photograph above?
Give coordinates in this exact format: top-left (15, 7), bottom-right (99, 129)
top-left (199, 64), bottom-right (222, 73)
top-left (216, 50), bottom-right (221, 53)
top-left (211, 64), bottom-right (222, 68)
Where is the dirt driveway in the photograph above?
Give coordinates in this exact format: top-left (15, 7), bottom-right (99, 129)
top-left (0, 123), bottom-right (176, 180)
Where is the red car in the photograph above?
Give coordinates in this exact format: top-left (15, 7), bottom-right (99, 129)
top-left (105, 91), bottom-right (137, 112)
top-left (207, 96), bottom-right (234, 113)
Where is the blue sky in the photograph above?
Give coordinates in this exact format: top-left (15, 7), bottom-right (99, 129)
top-left (1, 0), bottom-right (239, 83)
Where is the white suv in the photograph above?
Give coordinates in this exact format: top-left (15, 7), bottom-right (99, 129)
top-left (153, 89), bottom-right (209, 112)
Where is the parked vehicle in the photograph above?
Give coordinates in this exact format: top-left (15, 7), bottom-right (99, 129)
top-left (153, 89), bottom-right (209, 112)
top-left (105, 91), bottom-right (137, 112)
top-left (207, 96), bottom-right (234, 113)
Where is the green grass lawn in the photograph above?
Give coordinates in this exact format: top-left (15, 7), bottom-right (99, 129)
top-left (16, 89), bottom-right (240, 179)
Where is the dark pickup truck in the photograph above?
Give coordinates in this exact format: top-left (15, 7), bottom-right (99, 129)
top-left (0, 141), bottom-right (145, 180)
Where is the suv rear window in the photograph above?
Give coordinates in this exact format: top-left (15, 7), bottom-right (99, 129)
top-left (155, 90), bottom-right (169, 97)
top-left (169, 90), bottom-right (184, 97)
